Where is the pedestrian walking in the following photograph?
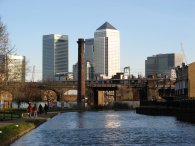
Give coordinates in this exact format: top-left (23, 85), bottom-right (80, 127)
top-left (27, 103), bottom-right (32, 118)
top-left (38, 104), bottom-right (43, 114)
top-left (33, 104), bottom-right (38, 118)
top-left (44, 103), bottom-right (48, 115)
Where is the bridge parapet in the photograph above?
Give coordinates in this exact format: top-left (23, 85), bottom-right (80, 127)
top-left (88, 84), bottom-right (119, 88)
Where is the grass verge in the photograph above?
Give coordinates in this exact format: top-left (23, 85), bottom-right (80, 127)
top-left (0, 120), bottom-right (42, 146)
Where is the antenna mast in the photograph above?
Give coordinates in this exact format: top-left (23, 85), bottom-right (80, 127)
top-left (181, 42), bottom-right (188, 64)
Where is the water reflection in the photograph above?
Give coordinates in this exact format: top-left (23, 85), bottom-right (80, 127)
top-left (77, 112), bottom-right (84, 128)
top-left (11, 111), bottom-right (195, 146)
top-left (105, 113), bottom-right (121, 128)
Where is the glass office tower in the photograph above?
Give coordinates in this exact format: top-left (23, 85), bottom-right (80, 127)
top-left (42, 34), bottom-right (68, 81)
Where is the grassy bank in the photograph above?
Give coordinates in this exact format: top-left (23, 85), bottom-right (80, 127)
top-left (0, 110), bottom-right (57, 146)
top-left (0, 120), bottom-right (43, 146)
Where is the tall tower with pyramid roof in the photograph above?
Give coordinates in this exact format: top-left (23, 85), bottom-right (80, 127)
top-left (93, 22), bottom-right (120, 78)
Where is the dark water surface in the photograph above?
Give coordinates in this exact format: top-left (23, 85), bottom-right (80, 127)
top-left (11, 111), bottom-right (195, 145)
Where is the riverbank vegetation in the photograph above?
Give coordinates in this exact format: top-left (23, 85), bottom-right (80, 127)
top-left (0, 120), bottom-right (41, 146)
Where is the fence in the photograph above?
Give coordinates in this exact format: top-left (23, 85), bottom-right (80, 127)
top-left (0, 111), bottom-right (22, 120)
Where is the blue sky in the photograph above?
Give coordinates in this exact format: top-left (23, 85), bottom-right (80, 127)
top-left (0, 0), bottom-right (195, 81)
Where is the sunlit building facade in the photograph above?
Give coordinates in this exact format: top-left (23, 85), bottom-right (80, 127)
top-left (94, 22), bottom-right (120, 78)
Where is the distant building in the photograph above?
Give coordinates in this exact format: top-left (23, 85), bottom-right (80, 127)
top-left (73, 61), bottom-right (94, 81)
top-left (94, 22), bottom-right (120, 78)
top-left (55, 72), bottom-right (73, 81)
top-left (86, 61), bottom-right (94, 80)
top-left (112, 72), bottom-right (124, 80)
top-left (84, 39), bottom-right (95, 80)
top-left (73, 63), bottom-right (78, 81)
top-left (0, 54), bottom-right (25, 82)
top-left (85, 38), bottom-right (94, 64)
top-left (145, 53), bottom-right (184, 78)
top-left (42, 34), bottom-right (68, 81)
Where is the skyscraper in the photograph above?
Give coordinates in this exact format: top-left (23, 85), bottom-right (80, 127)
top-left (42, 34), bottom-right (68, 81)
top-left (85, 38), bottom-right (94, 64)
top-left (93, 22), bottom-right (120, 78)
top-left (85, 38), bottom-right (94, 80)
top-left (145, 53), bottom-right (184, 78)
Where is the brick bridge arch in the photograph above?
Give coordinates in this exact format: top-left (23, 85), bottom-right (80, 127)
top-left (42, 88), bottom-right (78, 102)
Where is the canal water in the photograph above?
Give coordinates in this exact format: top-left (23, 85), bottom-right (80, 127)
top-left (12, 111), bottom-right (195, 145)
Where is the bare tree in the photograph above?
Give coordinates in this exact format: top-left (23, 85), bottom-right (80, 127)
top-left (23, 83), bottom-right (42, 102)
top-left (0, 18), bottom-right (26, 85)
top-left (11, 83), bottom-right (26, 108)
top-left (0, 17), bottom-right (9, 55)
top-left (0, 17), bottom-right (16, 54)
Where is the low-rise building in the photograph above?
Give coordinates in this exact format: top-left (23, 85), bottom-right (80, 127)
top-left (175, 62), bottom-right (195, 98)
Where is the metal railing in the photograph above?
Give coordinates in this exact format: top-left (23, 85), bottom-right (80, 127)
top-left (0, 111), bottom-right (22, 120)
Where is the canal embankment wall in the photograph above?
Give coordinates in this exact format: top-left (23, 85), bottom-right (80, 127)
top-left (136, 100), bottom-right (195, 124)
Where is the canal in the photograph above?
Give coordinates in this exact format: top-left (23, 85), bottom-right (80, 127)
top-left (12, 111), bottom-right (195, 145)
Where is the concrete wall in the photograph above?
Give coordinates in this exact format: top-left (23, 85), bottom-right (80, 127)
top-left (119, 101), bottom-right (140, 109)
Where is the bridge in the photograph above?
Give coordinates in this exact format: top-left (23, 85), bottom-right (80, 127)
top-left (0, 78), bottom-right (174, 108)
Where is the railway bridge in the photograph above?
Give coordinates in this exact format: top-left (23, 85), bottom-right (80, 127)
top-left (0, 79), bottom-right (149, 108)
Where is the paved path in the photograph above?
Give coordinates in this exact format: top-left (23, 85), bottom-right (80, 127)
top-left (0, 112), bottom-right (59, 128)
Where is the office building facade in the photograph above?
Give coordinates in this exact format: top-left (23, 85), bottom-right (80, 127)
top-left (85, 38), bottom-right (94, 64)
top-left (73, 63), bottom-right (78, 81)
top-left (0, 54), bottom-right (25, 82)
top-left (93, 22), bottom-right (120, 78)
top-left (42, 34), bottom-right (68, 81)
top-left (145, 53), bottom-right (184, 78)
top-left (72, 61), bottom-right (94, 81)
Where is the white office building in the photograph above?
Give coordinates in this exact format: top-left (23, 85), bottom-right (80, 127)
top-left (42, 34), bottom-right (68, 81)
top-left (94, 22), bottom-right (120, 78)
